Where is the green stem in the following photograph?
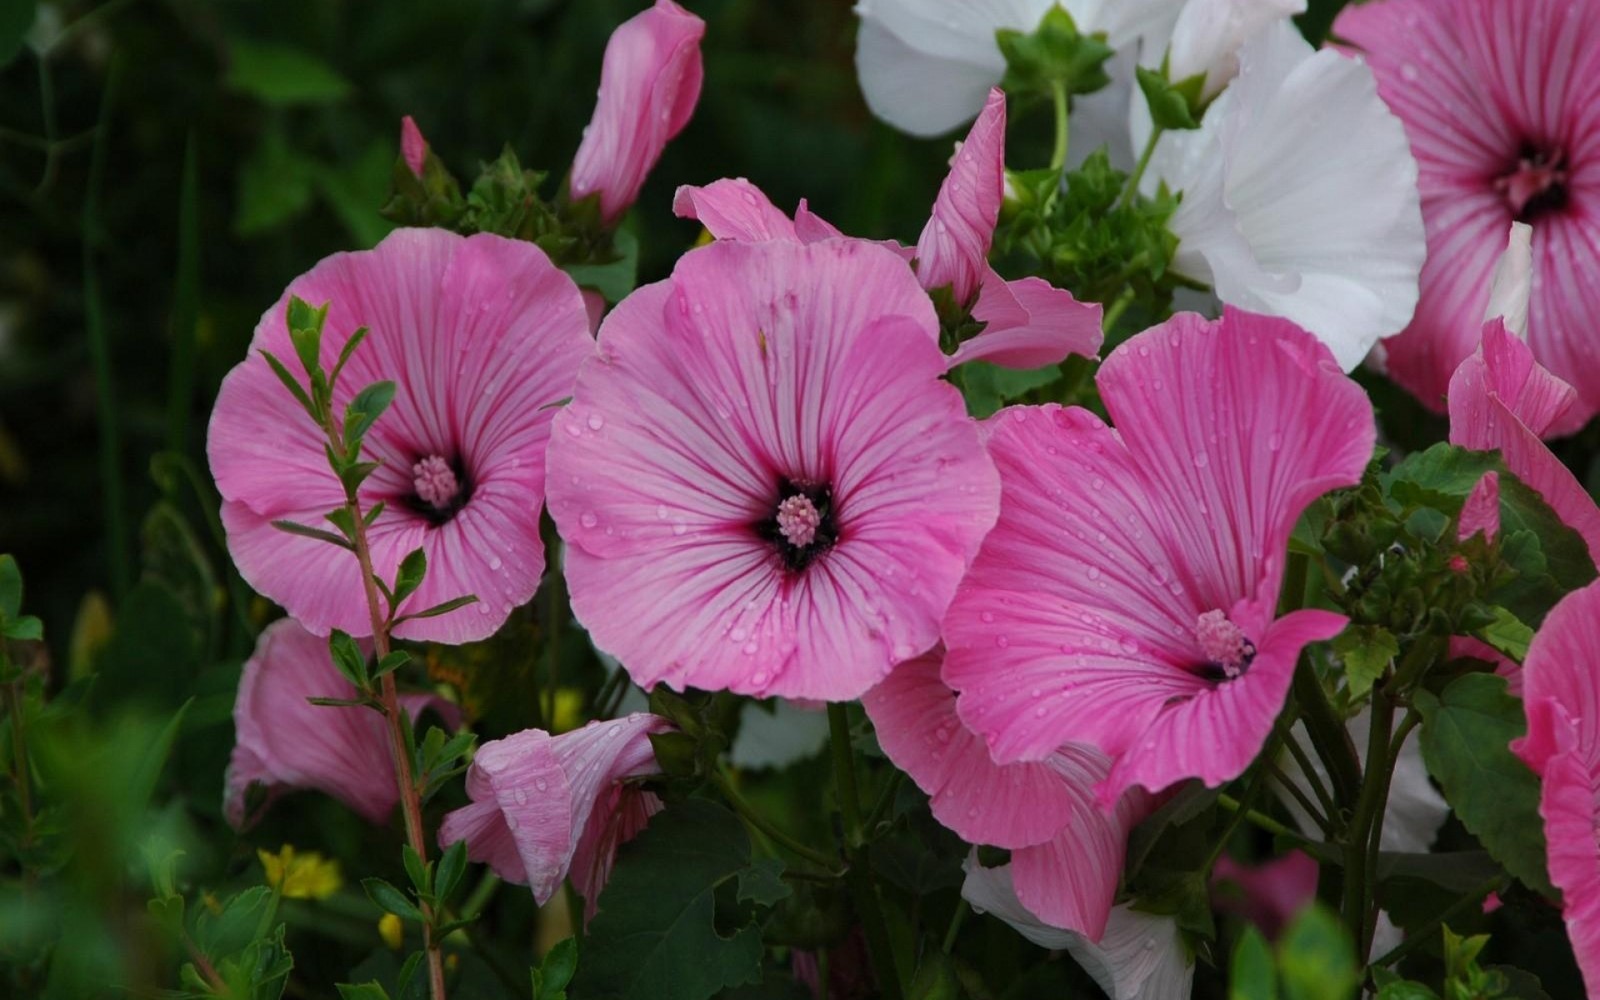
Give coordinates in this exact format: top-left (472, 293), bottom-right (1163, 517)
top-left (1291, 652), bottom-right (1361, 810)
top-left (1216, 793), bottom-right (1320, 851)
top-left (941, 900), bottom-right (969, 955)
top-left (1369, 874), bottom-right (1506, 970)
top-left (1265, 760), bottom-right (1333, 838)
top-left (1343, 689), bottom-right (1394, 959)
top-left (829, 704), bottom-right (904, 1000)
top-left (1048, 80), bottom-right (1070, 176)
top-left (1120, 124), bottom-right (1164, 207)
top-left (1101, 285), bottom-right (1136, 334)
top-left (1280, 724), bottom-right (1338, 826)
top-left (712, 769), bottom-right (839, 871)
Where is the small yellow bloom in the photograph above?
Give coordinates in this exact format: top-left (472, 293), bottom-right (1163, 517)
top-left (258, 845), bottom-right (343, 900)
top-left (550, 688), bottom-right (586, 733)
top-left (378, 912), bottom-right (404, 950)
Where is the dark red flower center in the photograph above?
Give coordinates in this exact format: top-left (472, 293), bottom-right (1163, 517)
top-left (1194, 609), bottom-right (1255, 682)
top-left (1497, 142), bottom-right (1569, 222)
top-left (410, 454), bottom-right (471, 524)
top-left (756, 478), bottom-right (837, 572)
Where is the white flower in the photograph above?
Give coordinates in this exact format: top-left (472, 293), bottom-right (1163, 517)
top-left (1144, 20), bottom-right (1425, 371)
top-left (854, 0), bottom-right (1185, 137)
top-left (1483, 222), bottom-right (1533, 338)
top-left (1163, 0), bottom-right (1305, 102)
top-left (962, 857), bottom-right (1195, 999)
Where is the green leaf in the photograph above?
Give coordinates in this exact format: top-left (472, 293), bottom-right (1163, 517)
top-left (573, 799), bottom-right (765, 1000)
top-left (1276, 905), bottom-right (1359, 1000)
top-left (373, 650), bottom-right (411, 680)
top-left (346, 381), bottom-right (397, 445)
top-left (402, 845), bottom-right (428, 896)
top-left (270, 518), bottom-right (354, 550)
top-left (1229, 927), bottom-right (1278, 1000)
top-left (1332, 624), bottom-right (1399, 698)
top-left (0, 1), bottom-right (35, 68)
top-left (329, 630), bottom-right (368, 689)
top-left (236, 130), bottom-right (317, 236)
top-left (1472, 606), bottom-right (1534, 662)
top-left (394, 549), bottom-right (427, 608)
top-left (1135, 66), bottom-right (1200, 130)
top-left (4, 615), bottom-right (43, 641)
top-left (564, 227), bottom-right (640, 304)
top-left (959, 362), bottom-right (1060, 419)
top-left (533, 937), bottom-right (578, 1000)
top-left (396, 595), bottom-right (479, 623)
top-left (315, 142), bottom-right (398, 249)
top-left (227, 40), bottom-right (352, 105)
top-left (363, 878), bottom-right (424, 922)
top-left (736, 858), bottom-right (791, 906)
top-left (259, 350), bottom-right (317, 417)
top-left (995, 6), bottom-right (1114, 98)
top-left (330, 327), bottom-right (369, 388)
top-left (435, 839), bottom-right (468, 903)
top-left (0, 553), bottom-right (22, 619)
top-left (1415, 673), bottom-right (1554, 897)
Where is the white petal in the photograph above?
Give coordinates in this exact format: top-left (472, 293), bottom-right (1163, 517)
top-left (856, 0), bottom-right (1052, 62)
top-left (1154, 20), bottom-right (1426, 371)
top-left (854, 17), bottom-right (1008, 137)
top-left (961, 858), bottom-right (1195, 1000)
top-left (1165, 0), bottom-right (1305, 100)
top-left (1070, 48), bottom-right (1139, 171)
top-left (1483, 221), bottom-right (1533, 338)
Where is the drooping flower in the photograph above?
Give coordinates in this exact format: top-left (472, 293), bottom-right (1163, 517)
top-left (943, 308), bottom-right (1372, 803)
top-left (1143, 20), bottom-right (1425, 371)
top-left (568, 0), bottom-right (705, 225)
top-left (1512, 580), bottom-right (1600, 994)
top-left (546, 239), bottom-right (1001, 700)
top-left (1336, 0), bottom-right (1600, 424)
top-left (862, 650), bottom-right (1145, 936)
top-left (439, 713), bottom-right (671, 917)
top-left (1448, 320), bottom-right (1600, 562)
top-left (961, 858), bottom-right (1194, 999)
top-left (853, 0), bottom-right (1185, 137)
top-left (674, 93), bottom-right (1103, 372)
top-left (208, 228), bottom-right (592, 644)
top-left (225, 619), bottom-right (458, 827)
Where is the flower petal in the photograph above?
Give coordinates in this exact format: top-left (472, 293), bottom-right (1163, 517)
top-left (950, 273), bottom-right (1104, 369)
top-left (673, 179), bottom-right (801, 242)
top-left (916, 89), bottom-right (1006, 305)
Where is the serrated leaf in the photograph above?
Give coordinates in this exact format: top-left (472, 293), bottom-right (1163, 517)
top-left (227, 40), bottom-right (351, 105)
top-left (572, 799), bottom-right (764, 1000)
top-left (735, 858), bottom-right (791, 906)
top-left (1472, 606), bottom-right (1534, 662)
top-left (1332, 624), bottom-right (1398, 698)
top-left (1415, 674), bottom-right (1553, 897)
top-left (1229, 927), bottom-right (1277, 1000)
top-left (1277, 906), bottom-right (1358, 1000)
top-left (363, 878), bottom-right (424, 922)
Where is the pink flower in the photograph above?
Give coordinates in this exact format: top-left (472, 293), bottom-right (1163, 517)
top-left (862, 649), bottom-right (1146, 937)
top-left (400, 116), bottom-right (427, 178)
top-left (1512, 580), bottom-right (1600, 994)
top-left (943, 309), bottom-right (1373, 803)
top-left (1212, 851), bottom-right (1318, 939)
top-left (1448, 320), bottom-right (1600, 564)
top-left (208, 228), bottom-right (592, 645)
top-left (225, 618), bottom-right (457, 828)
top-left (1337, 0), bottom-right (1600, 424)
top-left (546, 239), bottom-right (1000, 701)
top-left (672, 92), bottom-right (1103, 373)
top-left (569, 0), bottom-right (705, 225)
top-left (439, 713), bottom-right (670, 917)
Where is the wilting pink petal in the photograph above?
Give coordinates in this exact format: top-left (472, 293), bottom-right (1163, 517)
top-left (1212, 851), bottom-right (1318, 939)
top-left (225, 619), bottom-right (457, 827)
top-left (1512, 582), bottom-right (1600, 994)
top-left (915, 88), bottom-right (1005, 307)
top-left (400, 116), bottom-right (427, 178)
top-left (208, 229), bottom-right (592, 644)
top-left (944, 309), bottom-right (1372, 804)
top-left (862, 649), bottom-right (1143, 936)
top-left (569, 0), bottom-right (705, 225)
top-left (1448, 320), bottom-right (1600, 562)
top-left (1337, 0), bottom-right (1600, 426)
top-left (962, 859), bottom-right (1195, 996)
top-left (1458, 472), bottom-right (1500, 543)
top-left (439, 713), bottom-right (670, 913)
top-left (548, 240), bottom-right (1000, 701)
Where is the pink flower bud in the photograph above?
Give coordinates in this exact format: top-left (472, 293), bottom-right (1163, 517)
top-left (569, 0), bottom-right (705, 225)
top-left (400, 115), bottom-right (427, 178)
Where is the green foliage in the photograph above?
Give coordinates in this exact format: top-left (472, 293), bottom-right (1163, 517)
top-left (533, 938), bottom-right (578, 1000)
top-left (1332, 624), bottom-right (1399, 699)
top-left (226, 40), bottom-right (352, 106)
top-left (1135, 66), bottom-right (1203, 130)
top-left (1226, 907), bottom-right (1360, 1000)
top-left (1415, 674), bottom-right (1554, 898)
top-left (573, 799), bottom-right (781, 1000)
top-left (995, 6), bottom-right (1114, 99)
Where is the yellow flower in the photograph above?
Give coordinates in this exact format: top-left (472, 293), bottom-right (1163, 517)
top-left (378, 912), bottom-right (404, 950)
top-left (258, 845), bottom-right (343, 900)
